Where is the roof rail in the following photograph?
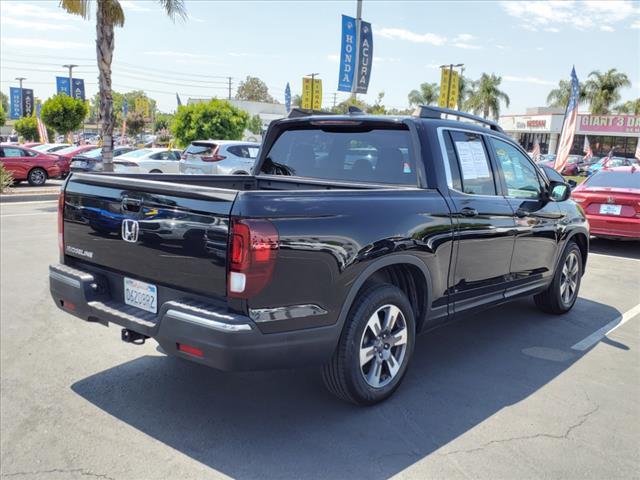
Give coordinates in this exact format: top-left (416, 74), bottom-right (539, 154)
top-left (414, 105), bottom-right (504, 133)
top-left (287, 107), bottom-right (336, 118)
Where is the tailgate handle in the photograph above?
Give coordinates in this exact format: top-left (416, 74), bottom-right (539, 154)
top-left (122, 197), bottom-right (142, 212)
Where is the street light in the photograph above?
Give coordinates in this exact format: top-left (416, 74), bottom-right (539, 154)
top-left (63, 64), bottom-right (78, 97)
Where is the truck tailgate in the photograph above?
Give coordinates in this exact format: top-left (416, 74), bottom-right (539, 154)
top-left (62, 174), bottom-right (236, 299)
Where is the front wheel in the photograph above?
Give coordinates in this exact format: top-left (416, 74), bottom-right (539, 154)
top-left (534, 241), bottom-right (582, 314)
top-left (322, 284), bottom-right (415, 405)
top-left (27, 168), bottom-right (47, 186)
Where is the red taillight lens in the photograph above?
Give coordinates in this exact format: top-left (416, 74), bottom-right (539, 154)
top-left (201, 146), bottom-right (226, 162)
top-left (177, 343), bottom-right (204, 357)
top-left (228, 219), bottom-right (278, 298)
top-left (58, 192), bottom-right (64, 255)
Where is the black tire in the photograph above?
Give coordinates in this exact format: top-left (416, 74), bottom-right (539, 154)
top-left (149, 169), bottom-right (163, 174)
top-left (27, 168), bottom-right (47, 186)
top-left (534, 241), bottom-right (582, 314)
top-left (322, 284), bottom-right (416, 405)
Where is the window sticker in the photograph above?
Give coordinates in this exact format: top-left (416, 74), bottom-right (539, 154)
top-left (455, 141), bottom-right (490, 179)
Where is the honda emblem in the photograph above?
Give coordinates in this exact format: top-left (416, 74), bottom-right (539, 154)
top-left (121, 219), bottom-right (139, 243)
top-left (607, 196), bottom-right (614, 204)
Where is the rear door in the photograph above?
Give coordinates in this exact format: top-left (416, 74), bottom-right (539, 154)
top-left (62, 175), bottom-right (236, 299)
top-left (441, 129), bottom-right (516, 313)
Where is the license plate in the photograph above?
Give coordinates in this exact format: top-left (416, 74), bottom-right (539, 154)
top-left (124, 277), bottom-right (157, 314)
top-left (599, 204), bottom-right (622, 215)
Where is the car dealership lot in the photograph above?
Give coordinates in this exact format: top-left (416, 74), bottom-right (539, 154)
top-left (1, 200), bottom-right (639, 480)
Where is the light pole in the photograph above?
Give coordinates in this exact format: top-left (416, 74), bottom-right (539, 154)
top-left (439, 63), bottom-right (464, 110)
top-left (351, 0), bottom-right (363, 101)
top-left (63, 64), bottom-right (78, 97)
top-left (306, 73), bottom-right (319, 110)
top-left (15, 77), bottom-right (26, 117)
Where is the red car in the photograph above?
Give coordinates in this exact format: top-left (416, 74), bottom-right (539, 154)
top-left (571, 166), bottom-right (640, 240)
top-left (50, 144), bottom-right (99, 177)
top-left (0, 144), bottom-right (62, 186)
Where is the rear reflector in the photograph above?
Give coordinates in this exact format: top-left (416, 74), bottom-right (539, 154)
top-left (177, 343), bottom-right (204, 357)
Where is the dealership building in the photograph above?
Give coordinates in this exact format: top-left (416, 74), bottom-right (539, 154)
top-left (499, 107), bottom-right (640, 158)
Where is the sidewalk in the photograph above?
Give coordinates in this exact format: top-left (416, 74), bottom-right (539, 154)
top-left (0, 180), bottom-right (63, 203)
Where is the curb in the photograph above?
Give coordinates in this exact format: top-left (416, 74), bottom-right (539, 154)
top-left (0, 192), bottom-right (60, 203)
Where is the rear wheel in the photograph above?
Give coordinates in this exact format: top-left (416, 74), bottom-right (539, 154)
top-left (27, 168), bottom-right (47, 186)
top-left (322, 284), bottom-right (415, 405)
top-left (534, 241), bottom-right (582, 314)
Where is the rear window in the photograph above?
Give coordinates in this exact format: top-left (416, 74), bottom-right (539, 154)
top-left (121, 149), bottom-right (151, 158)
top-left (586, 171), bottom-right (640, 189)
top-left (186, 143), bottom-right (215, 156)
top-left (261, 127), bottom-right (417, 185)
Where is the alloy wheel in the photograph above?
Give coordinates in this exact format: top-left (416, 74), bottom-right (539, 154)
top-left (359, 304), bottom-right (408, 388)
top-left (560, 251), bottom-right (579, 305)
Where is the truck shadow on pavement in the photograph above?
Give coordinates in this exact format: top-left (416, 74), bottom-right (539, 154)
top-left (589, 238), bottom-right (640, 260)
top-left (71, 297), bottom-right (620, 480)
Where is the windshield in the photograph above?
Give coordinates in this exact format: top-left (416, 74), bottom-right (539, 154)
top-left (55, 145), bottom-right (83, 155)
top-left (586, 171), bottom-right (640, 189)
top-left (261, 126), bottom-right (417, 185)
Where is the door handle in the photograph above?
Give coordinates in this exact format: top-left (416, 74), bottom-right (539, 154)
top-left (459, 207), bottom-right (478, 217)
top-left (515, 208), bottom-right (529, 218)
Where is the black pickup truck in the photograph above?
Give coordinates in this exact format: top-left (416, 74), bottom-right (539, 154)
top-left (50, 107), bottom-right (588, 405)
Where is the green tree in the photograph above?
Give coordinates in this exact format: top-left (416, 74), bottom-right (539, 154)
top-left (0, 105), bottom-right (6, 127)
top-left (60, 0), bottom-right (186, 171)
top-left (408, 82), bottom-right (439, 106)
top-left (13, 116), bottom-right (39, 141)
top-left (126, 111), bottom-right (145, 137)
top-left (235, 76), bottom-right (274, 103)
top-left (331, 98), bottom-right (368, 114)
top-left (41, 93), bottom-right (88, 136)
top-left (546, 79), bottom-right (586, 109)
top-left (247, 114), bottom-right (263, 135)
top-left (369, 92), bottom-right (387, 115)
top-left (585, 69), bottom-right (631, 114)
top-left (457, 75), bottom-right (473, 110)
top-left (0, 92), bottom-right (8, 115)
top-left (153, 113), bottom-right (173, 132)
top-left (171, 99), bottom-right (248, 147)
top-left (464, 73), bottom-right (510, 119)
top-left (615, 98), bottom-right (640, 115)
top-left (292, 94), bottom-right (302, 107)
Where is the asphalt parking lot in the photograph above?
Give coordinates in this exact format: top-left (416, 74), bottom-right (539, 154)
top-left (1, 200), bottom-right (639, 480)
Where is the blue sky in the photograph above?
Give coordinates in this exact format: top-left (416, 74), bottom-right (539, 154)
top-left (1, 0), bottom-right (638, 114)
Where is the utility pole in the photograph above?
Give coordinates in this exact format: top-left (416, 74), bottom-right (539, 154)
top-left (15, 77), bottom-right (26, 117)
top-left (306, 73), bottom-right (319, 110)
top-left (351, 0), bottom-right (363, 101)
top-left (227, 77), bottom-right (232, 100)
top-left (332, 92), bottom-right (338, 109)
top-left (63, 64), bottom-right (78, 98)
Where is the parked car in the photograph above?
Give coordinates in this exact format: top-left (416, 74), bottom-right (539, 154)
top-left (32, 143), bottom-right (71, 154)
top-left (0, 144), bottom-right (62, 185)
top-left (113, 148), bottom-right (182, 174)
top-left (537, 154), bottom-right (583, 175)
top-left (70, 146), bottom-right (137, 173)
top-left (180, 140), bottom-right (260, 175)
top-left (586, 156), bottom-right (639, 176)
top-left (50, 144), bottom-right (100, 177)
top-left (23, 142), bottom-right (42, 149)
top-left (577, 156), bottom-right (600, 175)
top-left (50, 107), bottom-right (588, 405)
top-left (571, 166), bottom-right (640, 239)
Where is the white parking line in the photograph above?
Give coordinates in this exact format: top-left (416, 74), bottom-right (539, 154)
top-left (0, 200), bottom-right (58, 206)
top-left (589, 252), bottom-right (640, 263)
top-left (572, 303), bottom-right (640, 351)
top-left (0, 212), bottom-right (57, 218)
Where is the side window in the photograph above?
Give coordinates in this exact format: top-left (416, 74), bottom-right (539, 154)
top-left (247, 147), bottom-right (259, 159)
top-left (449, 131), bottom-right (496, 195)
top-left (442, 131), bottom-right (462, 191)
top-left (227, 146), bottom-right (240, 157)
top-left (491, 138), bottom-right (543, 199)
top-left (3, 148), bottom-right (25, 158)
top-left (149, 153), bottom-right (163, 160)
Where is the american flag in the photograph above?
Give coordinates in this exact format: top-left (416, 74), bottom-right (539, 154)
top-left (554, 67), bottom-right (580, 173)
top-left (531, 137), bottom-right (541, 161)
top-left (36, 103), bottom-right (49, 143)
top-left (582, 136), bottom-right (592, 161)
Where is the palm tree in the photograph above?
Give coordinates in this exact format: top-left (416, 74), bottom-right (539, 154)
top-left (584, 69), bottom-right (631, 115)
top-left (408, 83), bottom-right (439, 106)
top-left (464, 73), bottom-right (510, 120)
top-left (60, 0), bottom-right (186, 171)
top-left (546, 79), bottom-right (587, 109)
top-left (615, 98), bottom-right (640, 115)
top-left (457, 75), bottom-right (473, 111)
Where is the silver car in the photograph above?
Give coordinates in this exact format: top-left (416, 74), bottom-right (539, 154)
top-left (179, 140), bottom-right (260, 175)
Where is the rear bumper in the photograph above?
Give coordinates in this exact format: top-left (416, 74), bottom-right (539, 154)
top-left (587, 214), bottom-right (640, 239)
top-left (49, 263), bottom-right (339, 371)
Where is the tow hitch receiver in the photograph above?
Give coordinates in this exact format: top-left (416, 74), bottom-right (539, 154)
top-left (121, 328), bottom-right (149, 345)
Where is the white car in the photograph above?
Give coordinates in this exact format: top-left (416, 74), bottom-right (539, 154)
top-left (32, 143), bottom-right (71, 153)
top-left (113, 148), bottom-right (182, 174)
top-left (179, 140), bottom-right (260, 175)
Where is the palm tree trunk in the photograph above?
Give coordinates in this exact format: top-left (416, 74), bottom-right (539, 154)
top-left (483, 106), bottom-right (489, 119)
top-left (96, 0), bottom-right (115, 172)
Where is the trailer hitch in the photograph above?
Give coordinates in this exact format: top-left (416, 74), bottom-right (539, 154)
top-left (121, 328), bottom-right (149, 345)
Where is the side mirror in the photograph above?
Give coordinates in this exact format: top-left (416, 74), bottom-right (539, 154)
top-left (567, 179), bottom-right (577, 189)
top-left (548, 180), bottom-right (571, 202)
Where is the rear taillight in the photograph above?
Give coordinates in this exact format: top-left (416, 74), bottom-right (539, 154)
top-left (201, 146), bottom-right (226, 162)
top-left (228, 219), bottom-right (279, 298)
top-left (58, 192), bottom-right (64, 255)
